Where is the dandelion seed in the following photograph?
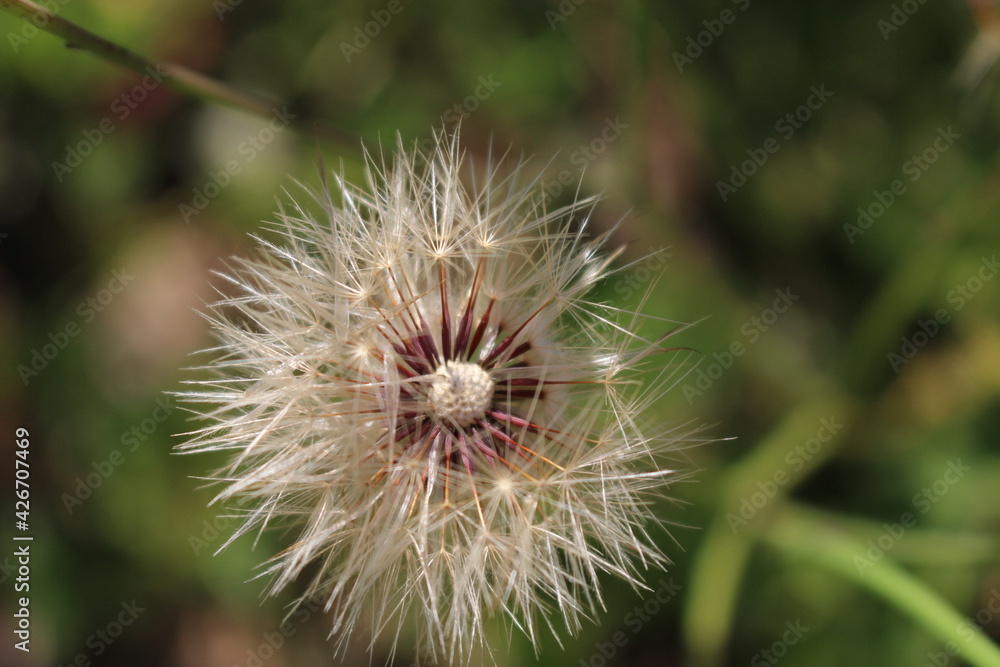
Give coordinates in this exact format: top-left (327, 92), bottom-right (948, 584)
top-left (178, 131), bottom-right (690, 663)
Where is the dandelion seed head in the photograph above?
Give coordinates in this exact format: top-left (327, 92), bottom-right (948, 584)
top-left (177, 130), bottom-right (690, 664)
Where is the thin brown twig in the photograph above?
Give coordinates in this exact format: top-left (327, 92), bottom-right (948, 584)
top-left (0, 0), bottom-right (358, 149)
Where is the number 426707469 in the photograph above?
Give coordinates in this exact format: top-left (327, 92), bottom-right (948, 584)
top-left (15, 427), bottom-right (30, 527)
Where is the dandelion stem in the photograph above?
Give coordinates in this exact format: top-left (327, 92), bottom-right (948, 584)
top-left (765, 507), bottom-right (1000, 667)
top-left (782, 503), bottom-right (1000, 566)
top-left (683, 393), bottom-right (856, 667)
top-left (0, 0), bottom-right (356, 147)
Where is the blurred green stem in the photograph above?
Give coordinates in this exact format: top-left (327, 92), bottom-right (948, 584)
top-left (683, 172), bottom-right (1000, 666)
top-left (839, 173), bottom-right (1000, 389)
top-left (0, 0), bottom-right (355, 147)
top-left (766, 507), bottom-right (1000, 667)
top-left (683, 392), bottom-right (856, 667)
top-left (837, 212), bottom-right (958, 388)
top-left (787, 503), bottom-right (1000, 566)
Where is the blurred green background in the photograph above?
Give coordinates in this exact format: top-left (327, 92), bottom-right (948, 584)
top-left (2, 0), bottom-right (1000, 665)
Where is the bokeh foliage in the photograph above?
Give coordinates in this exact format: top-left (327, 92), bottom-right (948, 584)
top-left (1, 0), bottom-right (999, 666)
